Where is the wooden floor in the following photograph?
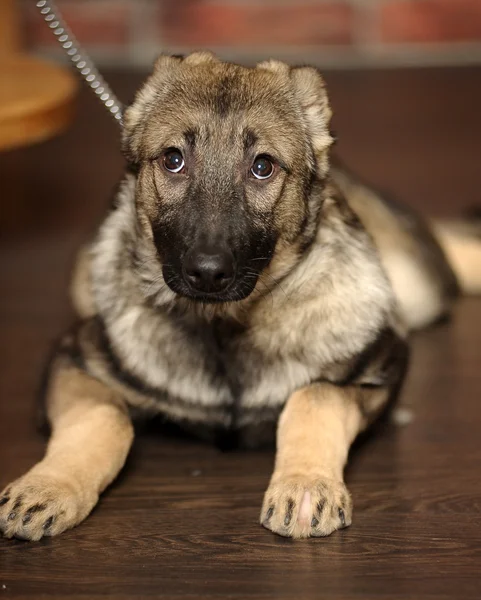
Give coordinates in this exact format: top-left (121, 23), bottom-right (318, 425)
top-left (1, 67), bottom-right (481, 599)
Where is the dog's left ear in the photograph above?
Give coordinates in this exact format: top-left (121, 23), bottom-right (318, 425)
top-left (289, 67), bottom-right (333, 171)
top-left (122, 51), bottom-right (222, 165)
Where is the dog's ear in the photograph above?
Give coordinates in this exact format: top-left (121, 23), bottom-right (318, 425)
top-left (121, 54), bottom-right (183, 164)
top-left (257, 58), bottom-right (290, 76)
top-left (122, 52), bottom-right (222, 164)
top-left (257, 61), bottom-right (332, 164)
top-left (289, 67), bottom-right (333, 173)
top-left (183, 50), bottom-right (220, 66)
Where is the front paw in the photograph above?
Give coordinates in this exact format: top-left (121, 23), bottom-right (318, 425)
top-left (260, 475), bottom-right (352, 539)
top-left (0, 471), bottom-right (96, 541)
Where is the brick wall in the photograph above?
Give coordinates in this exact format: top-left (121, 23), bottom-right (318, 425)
top-left (22, 0), bottom-right (481, 68)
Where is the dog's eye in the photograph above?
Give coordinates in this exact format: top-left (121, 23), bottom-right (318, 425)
top-left (162, 149), bottom-right (185, 173)
top-left (251, 156), bottom-right (274, 180)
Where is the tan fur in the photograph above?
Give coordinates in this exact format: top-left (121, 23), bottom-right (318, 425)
top-left (261, 384), bottom-right (370, 538)
top-left (290, 67), bottom-right (333, 175)
top-left (70, 244), bottom-right (95, 319)
top-left (333, 168), bottom-right (457, 330)
top-left (0, 359), bottom-right (133, 540)
top-left (432, 220), bottom-right (481, 294)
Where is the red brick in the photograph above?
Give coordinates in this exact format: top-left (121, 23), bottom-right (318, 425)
top-left (381, 0), bottom-right (481, 43)
top-left (22, 0), bottom-right (131, 48)
top-left (160, 1), bottom-right (353, 47)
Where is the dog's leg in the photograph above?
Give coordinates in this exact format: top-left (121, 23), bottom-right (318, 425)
top-left (0, 356), bottom-right (134, 540)
top-left (260, 383), bottom-right (388, 538)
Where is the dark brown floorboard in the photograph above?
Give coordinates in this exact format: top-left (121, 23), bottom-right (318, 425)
top-left (1, 67), bottom-right (481, 599)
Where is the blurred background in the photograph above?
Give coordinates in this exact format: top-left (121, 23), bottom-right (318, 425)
top-left (21, 0), bottom-right (481, 69)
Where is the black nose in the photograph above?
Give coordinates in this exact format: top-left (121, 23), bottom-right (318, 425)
top-left (183, 246), bottom-right (235, 294)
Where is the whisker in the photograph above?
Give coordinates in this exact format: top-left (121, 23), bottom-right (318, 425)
top-left (260, 270), bottom-right (289, 300)
top-left (242, 270), bottom-right (275, 307)
top-left (257, 276), bottom-right (276, 307)
top-left (135, 257), bottom-right (173, 271)
top-left (141, 275), bottom-right (167, 298)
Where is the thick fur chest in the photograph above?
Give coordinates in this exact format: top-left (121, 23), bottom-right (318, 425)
top-left (81, 302), bottom-right (382, 439)
top-left (83, 313), bottom-right (319, 431)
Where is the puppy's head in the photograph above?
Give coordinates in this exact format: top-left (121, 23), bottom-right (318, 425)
top-left (122, 52), bottom-right (333, 305)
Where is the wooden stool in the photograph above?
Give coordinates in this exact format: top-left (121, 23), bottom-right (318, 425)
top-left (0, 0), bottom-right (77, 152)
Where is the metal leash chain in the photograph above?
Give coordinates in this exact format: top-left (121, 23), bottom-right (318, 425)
top-left (35, 0), bottom-right (124, 124)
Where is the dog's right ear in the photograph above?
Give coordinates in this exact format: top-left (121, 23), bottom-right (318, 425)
top-left (121, 54), bottom-right (183, 164)
top-left (289, 67), bottom-right (333, 175)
